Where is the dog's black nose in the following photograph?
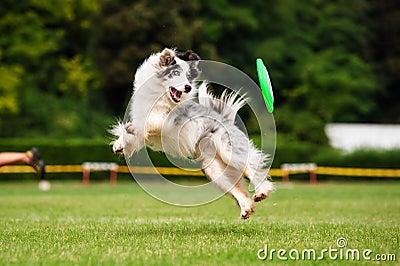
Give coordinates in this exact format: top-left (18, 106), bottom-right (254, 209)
top-left (184, 85), bottom-right (192, 93)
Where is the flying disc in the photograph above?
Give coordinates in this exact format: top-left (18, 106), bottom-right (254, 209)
top-left (256, 58), bottom-right (274, 113)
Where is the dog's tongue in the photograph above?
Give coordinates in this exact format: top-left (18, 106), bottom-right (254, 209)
top-left (174, 90), bottom-right (182, 98)
top-left (170, 87), bottom-right (182, 102)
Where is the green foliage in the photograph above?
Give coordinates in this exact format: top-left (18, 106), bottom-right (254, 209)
top-left (275, 108), bottom-right (328, 144)
top-left (0, 0), bottom-right (397, 144)
top-left (273, 139), bottom-right (400, 169)
top-left (0, 0), bottom-right (105, 138)
top-left (59, 55), bottom-right (99, 98)
top-left (0, 65), bottom-right (23, 114)
top-left (290, 49), bottom-right (376, 122)
top-left (365, 0), bottom-right (400, 122)
top-left (314, 148), bottom-right (400, 169)
top-left (200, 0), bottom-right (258, 43)
top-left (246, 0), bottom-right (377, 143)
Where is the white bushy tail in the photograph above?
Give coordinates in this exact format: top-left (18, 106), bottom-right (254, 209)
top-left (198, 82), bottom-right (247, 124)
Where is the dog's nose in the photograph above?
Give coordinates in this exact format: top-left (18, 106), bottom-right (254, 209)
top-left (184, 85), bottom-right (192, 93)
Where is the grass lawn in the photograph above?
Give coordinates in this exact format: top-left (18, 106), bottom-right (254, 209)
top-left (0, 180), bottom-right (399, 265)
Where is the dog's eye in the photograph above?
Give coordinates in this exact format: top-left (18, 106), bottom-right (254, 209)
top-left (172, 70), bottom-right (180, 76)
top-left (186, 72), bottom-right (191, 79)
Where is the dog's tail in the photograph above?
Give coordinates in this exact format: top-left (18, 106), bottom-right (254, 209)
top-left (198, 82), bottom-right (247, 123)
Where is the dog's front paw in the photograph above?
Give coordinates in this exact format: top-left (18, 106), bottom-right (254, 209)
top-left (112, 137), bottom-right (124, 154)
top-left (110, 122), bottom-right (130, 154)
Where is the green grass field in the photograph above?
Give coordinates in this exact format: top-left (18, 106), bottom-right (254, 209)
top-left (0, 180), bottom-right (399, 265)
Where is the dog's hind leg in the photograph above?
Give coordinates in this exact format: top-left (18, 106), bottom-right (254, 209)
top-left (210, 126), bottom-right (274, 203)
top-left (230, 181), bottom-right (255, 219)
top-left (222, 148), bottom-right (274, 202)
top-left (244, 167), bottom-right (275, 202)
top-left (202, 157), bottom-right (255, 219)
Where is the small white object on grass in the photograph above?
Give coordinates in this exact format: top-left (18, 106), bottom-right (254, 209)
top-left (38, 180), bottom-right (51, 191)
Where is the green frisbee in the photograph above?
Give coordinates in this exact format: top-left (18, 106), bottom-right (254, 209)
top-left (256, 58), bottom-right (274, 113)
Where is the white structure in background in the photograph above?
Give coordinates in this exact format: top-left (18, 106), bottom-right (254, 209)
top-left (326, 123), bottom-right (400, 152)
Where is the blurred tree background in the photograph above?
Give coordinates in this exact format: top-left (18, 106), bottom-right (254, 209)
top-left (0, 0), bottom-right (398, 144)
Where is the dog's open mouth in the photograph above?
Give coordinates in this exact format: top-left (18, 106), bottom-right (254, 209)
top-left (169, 87), bottom-right (182, 103)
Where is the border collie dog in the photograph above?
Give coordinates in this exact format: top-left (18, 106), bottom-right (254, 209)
top-left (111, 48), bottom-right (274, 219)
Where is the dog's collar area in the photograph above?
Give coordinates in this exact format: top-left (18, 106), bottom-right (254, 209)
top-left (169, 86), bottom-right (182, 103)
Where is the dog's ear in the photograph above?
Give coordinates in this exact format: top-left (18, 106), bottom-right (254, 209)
top-left (176, 50), bottom-right (201, 82)
top-left (159, 48), bottom-right (176, 67)
top-left (175, 50), bottom-right (201, 61)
